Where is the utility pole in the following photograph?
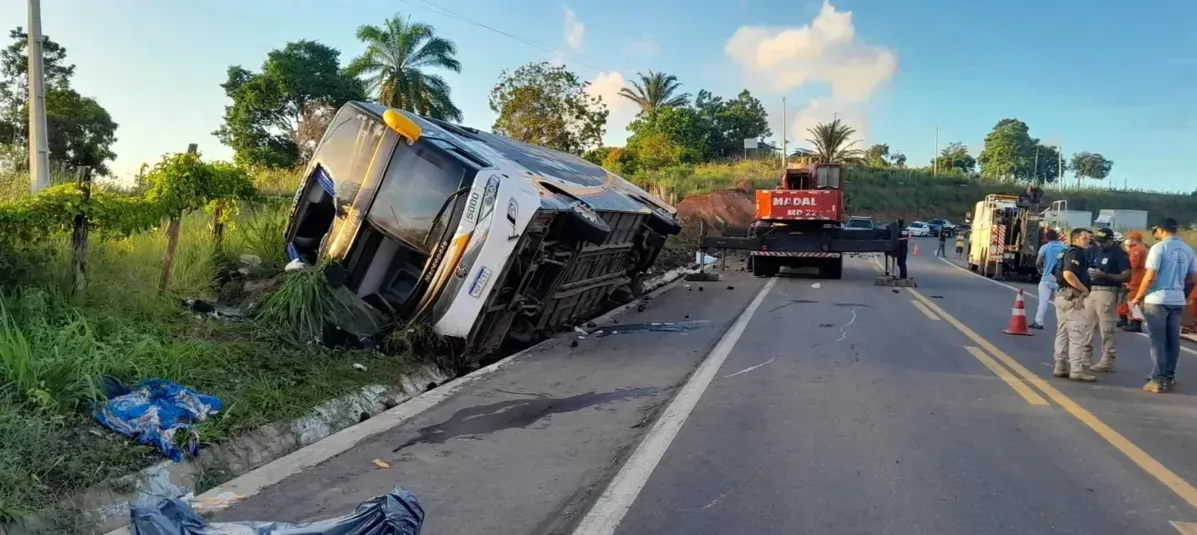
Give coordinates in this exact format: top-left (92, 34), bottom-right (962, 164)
top-left (933, 126), bottom-right (939, 177)
top-left (781, 96), bottom-right (787, 167)
top-left (1057, 145), bottom-right (1063, 191)
top-left (27, 0), bottom-right (50, 193)
top-left (1032, 145), bottom-right (1040, 182)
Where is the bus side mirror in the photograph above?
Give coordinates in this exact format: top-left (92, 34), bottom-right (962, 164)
top-left (383, 109), bottom-right (422, 144)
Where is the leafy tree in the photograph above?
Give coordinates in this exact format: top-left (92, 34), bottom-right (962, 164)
top-left (489, 62), bottom-right (607, 155)
top-left (601, 147), bottom-right (638, 176)
top-left (806, 118), bottom-right (862, 163)
top-left (583, 146), bottom-right (615, 166)
top-left (695, 89), bottom-right (771, 159)
top-left (933, 142), bottom-right (976, 174)
top-left (0, 27), bottom-right (118, 175)
top-left (619, 70), bottom-right (690, 116)
top-left (345, 13), bottom-right (462, 122)
top-left (978, 119), bottom-right (1036, 180)
top-left (864, 143), bottom-right (906, 168)
top-left (1029, 143), bottom-right (1065, 184)
top-left (1070, 151), bottom-right (1113, 186)
top-left (214, 40), bottom-right (364, 168)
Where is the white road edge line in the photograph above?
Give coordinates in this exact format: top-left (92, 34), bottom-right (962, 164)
top-left (570, 277), bottom-right (778, 535)
top-left (935, 256), bottom-right (1197, 356)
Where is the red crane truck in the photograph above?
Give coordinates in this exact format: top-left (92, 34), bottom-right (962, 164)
top-left (699, 162), bottom-right (903, 279)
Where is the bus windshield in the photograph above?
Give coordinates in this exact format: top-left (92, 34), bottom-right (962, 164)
top-left (366, 140), bottom-right (474, 253)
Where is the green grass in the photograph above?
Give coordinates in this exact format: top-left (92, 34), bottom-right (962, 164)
top-left (0, 183), bottom-right (428, 528)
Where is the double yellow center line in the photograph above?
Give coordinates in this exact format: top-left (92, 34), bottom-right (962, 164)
top-left (899, 278), bottom-right (1197, 519)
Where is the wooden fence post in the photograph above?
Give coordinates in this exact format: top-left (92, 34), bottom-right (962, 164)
top-left (158, 144), bottom-right (197, 295)
top-left (71, 166), bottom-right (92, 294)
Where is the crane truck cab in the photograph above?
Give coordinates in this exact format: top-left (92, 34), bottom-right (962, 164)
top-left (699, 162), bottom-right (901, 279)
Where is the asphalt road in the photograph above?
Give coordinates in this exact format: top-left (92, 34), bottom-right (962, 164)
top-left (214, 241), bottom-right (1197, 534)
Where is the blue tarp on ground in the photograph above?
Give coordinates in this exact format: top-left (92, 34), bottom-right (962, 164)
top-left (129, 487), bottom-right (424, 535)
top-left (94, 379), bottom-right (223, 462)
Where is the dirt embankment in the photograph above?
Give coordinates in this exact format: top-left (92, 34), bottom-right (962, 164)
top-left (674, 188), bottom-right (757, 238)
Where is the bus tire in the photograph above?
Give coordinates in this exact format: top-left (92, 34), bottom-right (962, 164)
top-left (564, 202), bottom-right (611, 245)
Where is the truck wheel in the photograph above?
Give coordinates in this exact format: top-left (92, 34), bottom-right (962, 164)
top-left (820, 257), bottom-right (843, 279)
top-left (564, 201), bottom-right (612, 245)
top-left (752, 256), bottom-right (778, 277)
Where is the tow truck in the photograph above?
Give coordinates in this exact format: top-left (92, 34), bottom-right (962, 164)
top-left (698, 162), bottom-right (903, 279)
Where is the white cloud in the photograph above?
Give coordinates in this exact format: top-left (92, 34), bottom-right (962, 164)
top-left (586, 71), bottom-right (639, 146)
top-left (628, 35), bottom-right (660, 58)
top-left (563, 7), bottom-right (585, 50)
top-left (787, 98), bottom-right (870, 150)
top-left (725, 0), bottom-right (896, 149)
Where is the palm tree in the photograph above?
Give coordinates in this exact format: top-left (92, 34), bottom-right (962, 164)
top-left (806, 118), bottom-right (863, 163)
top-left (346, 14), bottom-right (464, 122)
top-left (618, 71), bottom-right (691, 115)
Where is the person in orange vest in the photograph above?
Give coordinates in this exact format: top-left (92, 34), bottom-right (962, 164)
top-left (1118, 231), bottom-right (1149, 332)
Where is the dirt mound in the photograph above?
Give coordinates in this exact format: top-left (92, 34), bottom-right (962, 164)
top-left (675, 188), bottom-right (756, 238)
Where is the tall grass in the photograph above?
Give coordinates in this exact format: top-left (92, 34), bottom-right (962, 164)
top-left (0, 189), bottom-right (423, 526)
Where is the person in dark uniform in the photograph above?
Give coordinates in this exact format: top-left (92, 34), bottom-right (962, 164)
top-left (1052, 228), bottom-right (1098, 382)
top-left (896, 226), bottom-right (910, 278)
top-left (1087, 228), bottom-right (1131, 372)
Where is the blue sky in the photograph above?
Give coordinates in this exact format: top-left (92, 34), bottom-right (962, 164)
top-left (4, 0), bottom-right (1194, 192)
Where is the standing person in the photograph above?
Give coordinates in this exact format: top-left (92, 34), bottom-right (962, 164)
top-left (954, 232), bottom-right (966, 259)
top-left (1086, 228), bottom-right (1131, 372)
top-left (935, 227), bottom-right (948, 257)
top-left (1030, 229), bottom-right (1067, 330)
top-left (1129, 218), bottom-right (1197, 393)
top-left (1052, 228), bottom-right (1098, 382)
top-left (1118, 231), bottom-right (1149, 332)
top-left (896, 226), bottom-right (910, 278)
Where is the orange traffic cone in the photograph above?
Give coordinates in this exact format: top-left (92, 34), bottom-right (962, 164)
top-left (1003, 289), bottom-right (1031, 336)
top-left (912, 243), bottom-right (920, 256)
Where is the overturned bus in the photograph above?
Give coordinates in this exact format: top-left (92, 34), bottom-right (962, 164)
top-left (284, 101), bottom-right (682, 358)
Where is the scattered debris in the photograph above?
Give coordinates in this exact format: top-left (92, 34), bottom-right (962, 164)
top-left (587, 321), bottom-right (597, 328)
top-left (181, 298), bottom-right (247, 322)
top-left (698, 287), bottom-right (704, 292)
top-left (239, 253), bottom-right (263, 267)
top-left (811, 283), bottom-right (821, 289)
top-left (594, 321), bottom-right (708, 337)
top-left (130, 486), bottom-right (424, 535)
top-left (570, 340), bottom-right (579, 348)
top-left (684, 314), bottom-right (690, 319)
top-left (95, 379), bottom-right (222, 462)
top-left (285, 258), bottom-right (308, 271)
top-left (726, 285), bottom-right (735, 290)
top-left (892, 289), bottom-right (900, 293)
top-left (574, 326), bottom-right (588, 334)
top-left (187, 492), bottom-right (245, 514)
top-left (372, 459), bottom-right (391, 469)
top-left (930, 295), bottom-right (945, 299)
top-left (353, 363), bottom-right (368, 372)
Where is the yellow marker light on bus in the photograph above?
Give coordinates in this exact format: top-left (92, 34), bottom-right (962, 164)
top-left (383, 109), bottom-right (422, 143)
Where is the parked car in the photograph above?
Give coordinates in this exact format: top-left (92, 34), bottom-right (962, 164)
top-left (926, 218), bottom-right (956, 236)
top-left (844, 216), bottom-right (874, 231)
top-left (906, 221), bottom-right (932, 237)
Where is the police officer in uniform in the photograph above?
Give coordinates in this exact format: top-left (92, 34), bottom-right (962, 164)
top-left (1087, 228), bottom-right (1131, 372)
top-left (896, 226), bottom-right (910, 278)
top-left (1052, 228), bottom-right (1098, 382)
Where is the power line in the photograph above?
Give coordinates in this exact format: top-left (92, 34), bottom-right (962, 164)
top-left (396, 0), bottom-right (610, 72)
